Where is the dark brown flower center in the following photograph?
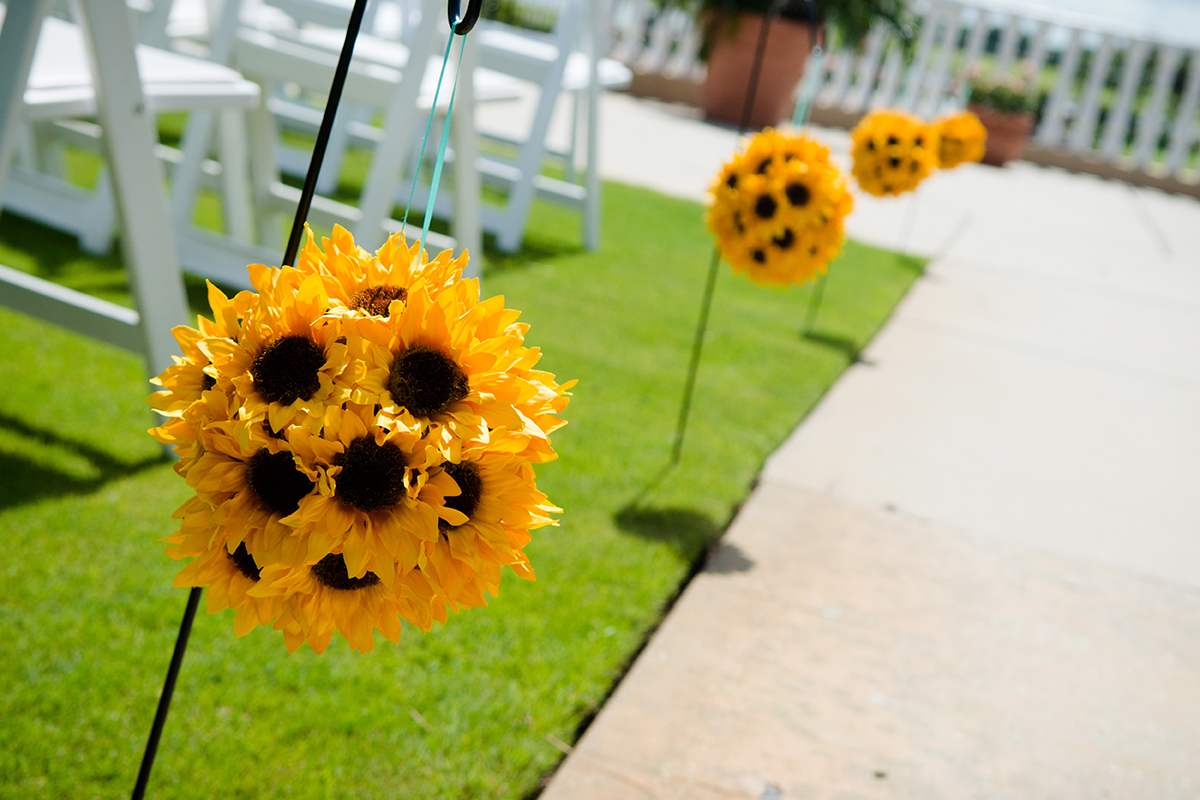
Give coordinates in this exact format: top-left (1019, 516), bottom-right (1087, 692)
top-left (751, 249), bottom-right (766, 264)
top-left (227, 542), bottom-right (262, 581)
top-left (725, 172), bottom-right (738, 189)
top-left (201, 374), bottom-right (216, 391)
top-left (785, 183), bottom-right (810, 207)
top-left (349, 285), bottom-right (407, 317)
top-left (773, 228), bottom-right (795, 250)
top-left (756, 158), bottom-right (772, 174)
top-left (754, 195), bottom-right (777, 219)
top-left (251, 334), bottom-right (324, 406)
top-left (387, 345), bottom-right (469, 418)
top-left (334, 436), bottom-right (407, 513)
top-left (889, 157), bottom-right (902, 168)
top-left (440, 461), bottom-right (483, 531)
top-left (311, 553), bottom-right (380, 590)
top-left (246, 448), bottom-right (314, 516)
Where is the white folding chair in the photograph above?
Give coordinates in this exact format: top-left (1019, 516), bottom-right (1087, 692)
top-left (0, 0), bottom-right (190, 398)
top-left (2, 9), bottom-right (261, 267)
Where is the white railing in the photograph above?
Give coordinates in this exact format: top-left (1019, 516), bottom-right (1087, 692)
top-left (608, 0), bottom-right (1200, 185)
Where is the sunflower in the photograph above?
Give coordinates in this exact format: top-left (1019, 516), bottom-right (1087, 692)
top-left (149, 229), bottom-right (571, 653)
top-left (202, 264), bottom-right (352, 435)
top-left (422, 435), bottom-right (559, 613)
top-left (935, 110), bottom-right (987, 168)
top-left (295, 224), bottom-right (465, 321)
top-left (707, 128), bottom-right (852, 287)
top-left (282, 402), bottom-right (460, 582)
top-left (850, 110), bottom-right (939, 197)
top-left (248, 556), bottom-right (427, 654)
top-left (163, 499), bottom-right (285, 637)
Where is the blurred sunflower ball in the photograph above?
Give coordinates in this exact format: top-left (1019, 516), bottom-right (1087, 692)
top-left (149, 226), bottom-right (573, 654)
top-left (850, 109), bottom-right (939, 196)
top-left (707, 129), bottom-right (853, 287)
top-left (934, 110), bottom-right (987, 169)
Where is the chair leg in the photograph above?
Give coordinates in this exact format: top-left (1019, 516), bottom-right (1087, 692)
top-left (218, 108), bottom-right (255, 243)
top-left (247, 93), bottom-right (284, 252)
top-left (80, 167), bottom-right (118, 256)
top-left (170, 109), bottom-right (215, 230)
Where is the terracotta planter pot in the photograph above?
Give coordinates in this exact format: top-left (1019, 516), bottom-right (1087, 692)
top-left (968, 103), bottom-right (1034, 167)
top-left (703, 14), bottom-right (816, 130)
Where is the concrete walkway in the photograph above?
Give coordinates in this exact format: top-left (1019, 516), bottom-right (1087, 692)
top-left (485, 92), bottom-right (1200, 798)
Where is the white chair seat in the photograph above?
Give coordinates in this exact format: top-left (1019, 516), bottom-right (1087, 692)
top-left (286, 25), bottom-right (527, 105)
top-left (24, 16), bottom-right (260, 120)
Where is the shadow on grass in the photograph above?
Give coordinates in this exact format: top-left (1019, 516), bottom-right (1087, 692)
top-left (898, 253), bottom-right (926, 275)
top-left (614, 504), bottom-right (731, 566)
top-left (0, 412), bottom-right (163, 510)
top-left (802, 330), bottom-right (865, 362)
top-left (0, 211), bottom-right (124, 282)
top-left (483, 232), bottom-right (583, 275)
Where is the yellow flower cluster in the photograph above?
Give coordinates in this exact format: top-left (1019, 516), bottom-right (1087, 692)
top-left (149, 227), bottom-right (572, 654)
top-left (851, 109), bottom-right (987, 196)
top-left (707, 129), bottom-right (853, 287)
top-left (933, 110), bottom-right (987, 169)
top-left (850, 110), bottom-right (939, 197)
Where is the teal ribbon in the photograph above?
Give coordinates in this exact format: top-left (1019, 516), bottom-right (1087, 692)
top-left (791, 46), bottom-right (824, 129)
top-left (419, 34), bottom-right (467, 253)
top-left (402, 34), bottom-right (458, 246)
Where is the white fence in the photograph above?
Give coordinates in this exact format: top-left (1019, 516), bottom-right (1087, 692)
top-left (608, 0), bottom-right (1200, 188)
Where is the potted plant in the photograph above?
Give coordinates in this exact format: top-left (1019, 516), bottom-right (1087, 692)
top-left (963, 62), bottom-right (1038, 166)
top-left (693, 0), bottom-right (911, 128)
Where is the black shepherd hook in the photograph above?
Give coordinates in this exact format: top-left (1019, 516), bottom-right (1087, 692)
top-left (448, 0), bottom-right (484, 34)
top-left (801, 0), bottom-right (819, 44)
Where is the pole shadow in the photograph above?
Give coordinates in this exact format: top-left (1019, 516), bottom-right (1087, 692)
top-left (801, 330), bottom-right (871, 364)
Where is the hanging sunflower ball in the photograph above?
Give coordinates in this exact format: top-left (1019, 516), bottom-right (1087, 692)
top-left (934, 110), bottom-right (987, 169)
top-left (149, 226), bottom-right (573, 654)
top-left (707, 129), bottom-right (853, 287)
top-left (850, 110), bottom-right (940, 197)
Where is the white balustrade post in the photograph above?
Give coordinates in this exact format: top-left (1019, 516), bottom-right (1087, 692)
top-left (1037, 27), bottom-right (1082, 148)
top-left (1165, 51), bottom-right (1200, 175)
top-left (1100, 38), bottom-right (1150, 160)
top-left (1069, 32), bottom-right (1115, 153)
top-left (1134, 45), bottom-right (1183, 168)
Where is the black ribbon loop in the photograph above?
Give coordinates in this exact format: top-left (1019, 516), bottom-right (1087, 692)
top-left (448, 0), bottom-right (483, 35)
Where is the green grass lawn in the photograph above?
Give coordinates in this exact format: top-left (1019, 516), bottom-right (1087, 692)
top-left (0, 178), bottom-right (922, 799)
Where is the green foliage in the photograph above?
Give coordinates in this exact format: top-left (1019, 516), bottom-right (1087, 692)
top-left (966, 63), bottom-right (1038, 115)
top-left (480, 0), bottom-right (556, 33)
top-left (667, 0), bottom-right (911, 58)
top-left (0, 179), bottom-right (921, 798)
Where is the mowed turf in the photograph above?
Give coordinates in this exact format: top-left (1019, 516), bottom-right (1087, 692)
top-left (0, 180), bottom-right (922, 799)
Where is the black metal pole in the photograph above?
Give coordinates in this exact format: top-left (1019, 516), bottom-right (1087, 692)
top-left (131, 2), bottom-right (372, 797)
top-left (671, 249), bottom-right (721, 463)
top-left (282, 0), bottom-right (372, 267)
top-left (670, 1), bottom-right (783, 464)
top-left (130, 586), bottom-right (202, 800)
